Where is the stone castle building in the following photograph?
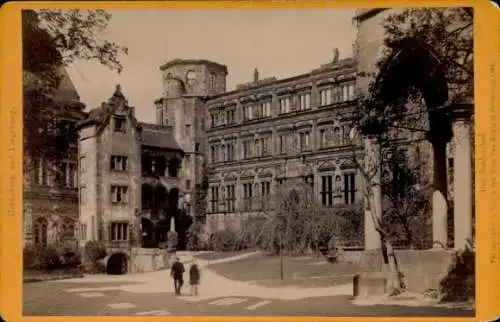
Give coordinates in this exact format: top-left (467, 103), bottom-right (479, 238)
top-left (23, 67), bottom-right (86, 247)
top-left (154, 55), bottom-right (369, 243)
top-left (76, 86), bottom-right (184, 273)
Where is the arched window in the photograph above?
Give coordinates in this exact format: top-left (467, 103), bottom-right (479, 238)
top-left (33, 217), bottom-right (48, 246)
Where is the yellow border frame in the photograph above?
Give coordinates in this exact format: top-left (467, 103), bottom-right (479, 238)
top-left (1, 1), bottom-right (499, 321)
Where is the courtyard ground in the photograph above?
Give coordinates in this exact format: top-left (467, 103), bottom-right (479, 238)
top-left (22, 251), bottom-right (475, 317)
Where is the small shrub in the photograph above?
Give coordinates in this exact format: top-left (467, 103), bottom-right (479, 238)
top-left (167, 231), bottom-right (178, 252)
top-left (186, 221), bottom-right (207, 251)
top-left (83, 241), bottom-right (107, 274)
top-left (439, 239), bottom-right (475, 302)
top-left (211, 229), bottom-right (240, 252)
top-left (23, 245), bottom-right (40, 269)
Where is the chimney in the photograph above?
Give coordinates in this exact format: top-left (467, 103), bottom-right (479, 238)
top-left (253, 68), bottom-right (259, 82)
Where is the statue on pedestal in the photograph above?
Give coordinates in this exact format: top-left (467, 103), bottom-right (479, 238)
top-left (333, 48), bottom-right (340, 63)
top-left (170, 216), bottom-right (175, 233)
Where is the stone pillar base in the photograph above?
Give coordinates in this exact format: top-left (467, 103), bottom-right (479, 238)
top-left (353, 271), bottom-right (390, 299)
top-left (358, 250), bottom-right (385, 272)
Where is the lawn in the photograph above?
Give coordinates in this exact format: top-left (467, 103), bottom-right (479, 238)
top-left (193, 250), bottom-right (256, 261)
top-left (208, 252), bottom-right (359, 282)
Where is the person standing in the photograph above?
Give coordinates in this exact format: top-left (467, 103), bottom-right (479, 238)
top-left (170, 257), bottom-right (185, 295)
top-left (189, 260), bottom-right (201, 296)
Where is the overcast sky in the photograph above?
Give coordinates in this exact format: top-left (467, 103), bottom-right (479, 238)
top-left (66, 9), bottom-right (357, 123)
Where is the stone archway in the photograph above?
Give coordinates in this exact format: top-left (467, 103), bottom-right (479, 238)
top-left (106, 252), bottom-right (128, 275)
top-left (363, 36), bottom-right (473, 250)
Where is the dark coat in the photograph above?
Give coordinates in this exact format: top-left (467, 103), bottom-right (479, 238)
top-left (189, 264), bottom-right (200, 285)
top-left (171, 261), bottom-right (185, 280)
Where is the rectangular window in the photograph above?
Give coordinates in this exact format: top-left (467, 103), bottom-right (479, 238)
top-left (210, 187), bottom-right (219, 213)
top-left (210, 186), bottom-right (219, 213)
top-left (243, 183), bottom-right (253, 211)
top-left (299, 93), bottom-right (311, 110)
top-left (33, 158), bottom-right (49, 186)
top-left (110, 185), bottom-right (128, 203)
top-left (113, 116), bottom-right (126, 132)
top-left (157, 109), bottom-right (164, 125)
top-left (110, 155), bottom-right (128, 171)
top-left (209, 74), bottom-right (216, 90)
top-left (343, 173), bottom-right (356, 204)
top-left (261, 181), bottom-right (271, 209)
top-left (321, 175), bottom-right (334, 207)
top-left (244, 105), bottom-right (253, 121)
top-left (211, 114), bottom-right (216, 128)
top-left (259, 101), bottom-right (271, 118)
top-left (278, 134), bottom-right (288, 154)
top-left (341, 84), bottom-right (355, 101)
top-left (110, 222), bottom-right (129, 241)
top-left (300, 131), bottom-right (311, 151)
top-left (332, 86), bottom-right (341, 103)
top-left (54, 161), bottom-right (67, 186)
top-left (186, 180), bottom-right (191, 190)
top-left (243, 139), bottom-right (252, 159)
top-left (279, 97), bottom-right (291, 114)
top-left (319, 129), bottom-right (328, 149)
top-left (320, 88), bottom-right (332, 106)
top-left (348, 84), bottom-right (355, 101)
top-left (227, 109), bottom-right (235, 124)
top-left (260, 136), bottom-right (271, 156)
top-left (226, 184), bottom-right (236, 212)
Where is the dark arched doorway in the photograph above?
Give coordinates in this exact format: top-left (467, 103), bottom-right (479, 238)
top-left (141, 217), bottom-right (155, 248)
top-left (106, 252), bottom-right (128, 275)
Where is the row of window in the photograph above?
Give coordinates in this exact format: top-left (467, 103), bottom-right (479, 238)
top-left (31, 159), bottom-right (78, 188)
top-left (32, 217), bottom-right (76, 246)
top-left (207, 173), bottom-right (357, 213)
top-left (209, 84), bottom-right (355, 128)
top-left (208, 126), bottom-right (352, 163)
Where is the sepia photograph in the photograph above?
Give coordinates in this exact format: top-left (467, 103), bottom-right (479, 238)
top-left (21, 5), bottom-right (475, 317)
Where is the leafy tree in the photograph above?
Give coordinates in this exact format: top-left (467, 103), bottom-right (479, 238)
top-left (259, 179), bottom-right (362, 257)
top-left (23, 9), bottom-right (127, 161)
top-left (193, 163), bottom-right (214, 223)
top-left (352, 7), bottom-right (473, 295)
top-left (381, 146), bottom-right (433, 249)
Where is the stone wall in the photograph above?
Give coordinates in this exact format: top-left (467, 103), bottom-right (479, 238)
top-left (130, 247), bottom-right (174, 273)
top-left (353, 249), bottom-right (456, 294)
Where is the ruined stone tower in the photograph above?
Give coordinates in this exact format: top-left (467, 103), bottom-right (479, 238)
top-left (154, 59), bottom-right (228, 216)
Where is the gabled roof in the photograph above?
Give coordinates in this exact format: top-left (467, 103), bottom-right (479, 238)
top-left (76, 85), bottom-right (137, 133)
top-left (53, 66), bottom-right (81, 103)
top-left (76, 85), bottom-right (183, 153)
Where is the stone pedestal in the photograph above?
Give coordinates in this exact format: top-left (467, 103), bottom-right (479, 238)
top-left (432, 141), bottom-right (449, 248)
top-left (452, 104), bottom-right (474, 250)
top-left (363, 138), bottom-right (382, 250)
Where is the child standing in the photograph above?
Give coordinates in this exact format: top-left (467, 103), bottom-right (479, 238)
top-left (189, 260), bottom-right (201, 296)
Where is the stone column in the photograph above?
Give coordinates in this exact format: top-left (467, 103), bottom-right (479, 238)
top-left (452, 104), bottom-right (473, 250)
top-left (431, 139), bottom-right (449, 248)
top-left (363, 138), bottom-right (382, 250)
